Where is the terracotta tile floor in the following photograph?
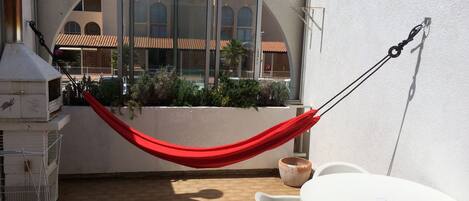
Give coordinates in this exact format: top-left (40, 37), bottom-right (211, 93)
top-left (59, 176), bottom-right (300, 201)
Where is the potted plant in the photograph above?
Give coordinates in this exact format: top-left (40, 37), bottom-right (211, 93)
top-left (278, 157), bottom-right (312, 187)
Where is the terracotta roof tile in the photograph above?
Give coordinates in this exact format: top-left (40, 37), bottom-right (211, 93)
top-left (56, 34), bottom-right (287, 53)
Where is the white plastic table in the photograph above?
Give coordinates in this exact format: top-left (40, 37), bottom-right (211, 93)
top-left (300, 173), bottom-right (456, 201)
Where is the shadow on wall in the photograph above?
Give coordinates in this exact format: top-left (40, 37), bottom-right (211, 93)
top-left (387, 17), bottom-right (432, 176)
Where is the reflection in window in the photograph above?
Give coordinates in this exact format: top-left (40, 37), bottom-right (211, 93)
top-left (83, 0), bottom-right (101, 12)
top-left (221, 6), bottom-right (234, 40)
top-left (148, 48), bottom-right (173, 70)
top-left (237, 7), bottom-right (253, 42)
top-left (150, 3), bottom-right (167, 37)
top-left (134, 0), bottom-right (148, 36)
top-left (73, 1), bottom-right (83, 11)
top-left (85, 22), bottom-right (101, 35)
top-left (64, 21), bottom-right (81, 35)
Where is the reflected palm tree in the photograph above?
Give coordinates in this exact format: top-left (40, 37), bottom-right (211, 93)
top-left (221, 39), bottom-right (248, 77)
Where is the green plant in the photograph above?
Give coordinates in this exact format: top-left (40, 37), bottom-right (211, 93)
top-left (63, 76), bottom-right (126, 111)
top-left (96, 77), bottom-right (126, 114)
top-left (127, 71), bottom-right (202, 118)
top-left (213, 75), bottom-right (260, 108)
top-left (171, 79), bottom-right (200, 106)
top-left (63, 75), bottom-right (99, 106)
top-left (63, 72), bottom-right (292, 119)
top-left (258, 81), bottom-right (290, 106)
top-left (221, 40), bottom-right (248, 72)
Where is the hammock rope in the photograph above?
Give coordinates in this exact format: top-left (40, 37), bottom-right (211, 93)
top-left (28, 21), bottom-right (423, 168)
top-left (317, 24), bottom-right (423, 116)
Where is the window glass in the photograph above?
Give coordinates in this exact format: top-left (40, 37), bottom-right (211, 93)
top-left (135, 0), bottom-right (148, 23)
top-left (221, 6), bottom-right (234, 40)
top-left (134, 0), bottom-right (148, 36)
top-left (150, 3), bottom-right (167, 37)
top-left (219, 2), bottom-right (257, 79)
top-left (83, 0), bottom-right (101, 12)
top-left (148, 48), bottom-right (173, 71)
top-left (176, 0), bottom-right (207, 84)
top-left (237, 7), bottom-right (253, 42)
top-left (73, 1), bottom-right (83, 11)
top-left (237, 7), bottom-right (253, 27)
top-left (85, 22), bottom-right (101, 35)
top-left (64, 21), bottom-right (81, 35)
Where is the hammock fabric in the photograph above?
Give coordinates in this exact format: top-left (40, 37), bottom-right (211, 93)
top-left (83, 92), bottom-right (320, 168)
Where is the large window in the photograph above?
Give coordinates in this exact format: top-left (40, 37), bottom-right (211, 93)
top-left (84, 22), bottom-right (101, 35)
top-left (237, 7), bottom-right (253, 42)
top-left (174, 0), bottom-right (207, 83)
top-left (221, 6), bottom-right (234, 40)
top-left (55, 0), bottom-right (297, 99)
top-left (64, 21), bottom-right (81, 35)
top-left (125, 0), bottom-right (262, 87)
top-left (219, 3), bottom-right (257, 79)
top-left (150, 3), bottom-right (167, 37)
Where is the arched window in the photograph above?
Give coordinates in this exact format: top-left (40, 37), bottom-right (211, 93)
top-left (64, 21), bottom-right (81, 35)
top-left (237, 7), bottom-right (253, 42)
top-left (150, 3), bottom-right (168, 37)
top-left (84, 22), bottom-right (101, 35)
top-left (221, 6), bottom-right (234, 40)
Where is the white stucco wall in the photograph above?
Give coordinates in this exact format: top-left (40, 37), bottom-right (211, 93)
top-left (59, 106), bottom-right (296, 174)
top-left (37, 0), bottom-right (80, 60)
top-left (22, 0), bottom-right (36, 50)
top-left (302, 0), bottom-right (469, 200)
top-left (264, 0), bottom-right (305, 100)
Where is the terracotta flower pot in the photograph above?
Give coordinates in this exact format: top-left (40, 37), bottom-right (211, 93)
top-left (278, 157), bottom-right (312, 187)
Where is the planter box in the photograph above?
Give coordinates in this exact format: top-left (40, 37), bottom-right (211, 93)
top-left (59, 106), bottom-right (299, 174)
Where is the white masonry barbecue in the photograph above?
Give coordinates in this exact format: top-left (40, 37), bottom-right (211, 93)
top-left (0, 0), bottom-right (69, 200)
top-left (0, 43), bottom-right (63, 121)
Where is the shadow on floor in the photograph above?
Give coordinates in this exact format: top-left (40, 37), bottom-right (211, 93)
top-left (59, 177), bottom-right (223, 201)
top-left (58, 170), bottom-right (299, 201)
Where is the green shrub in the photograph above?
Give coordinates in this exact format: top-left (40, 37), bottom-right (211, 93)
top-left (127, 71), bottom-right (201, 117)
top-left (258, 81), bottom-right (290, 106)
top-left (216, 75), bottom-right (260, 108)
top-left (171, 79), bottom-right (201, 106)
top-left (64, 73), bottom-right (291, 114)
top-left (95, 77), bottom-right (123, 106)
top-left (63, 75), bottom-right (99, 106)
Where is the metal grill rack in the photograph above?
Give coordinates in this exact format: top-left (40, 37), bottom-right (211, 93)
top-left (0, 132), bottom-right (62, 201)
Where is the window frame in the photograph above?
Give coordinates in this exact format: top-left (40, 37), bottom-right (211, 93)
top-left (221, 6), bottom-right (234, 40)
top-left (0, 0), bottom-right (4, 56)
top-left (64, 21), bottom-right (81, 35)
top-left (84, 22), bottom-right (101, 35)
top-left (237, 7), bottom-right (254, 42)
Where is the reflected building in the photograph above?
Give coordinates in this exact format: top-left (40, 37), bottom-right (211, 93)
top-left (54, 0), bottom-right (291, 85)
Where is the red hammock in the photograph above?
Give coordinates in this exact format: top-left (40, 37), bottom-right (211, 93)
top-left (83, 92), bottom-right (320, 168)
